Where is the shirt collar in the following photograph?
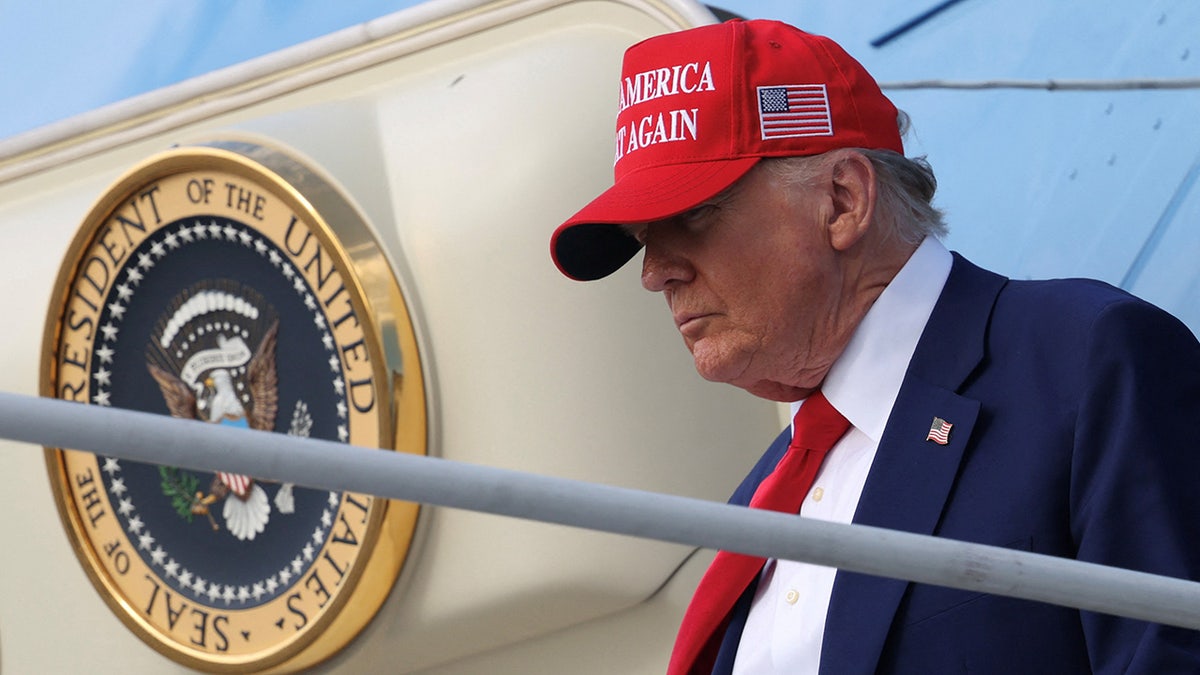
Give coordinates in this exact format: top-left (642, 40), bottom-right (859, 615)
top-left (792, 237), bottom-right (952, 441)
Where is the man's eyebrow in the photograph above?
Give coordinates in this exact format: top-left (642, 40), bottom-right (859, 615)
top-left (680, 186), bottom-right (737, 220)
top-left (618, 181), bottom-right (742, 240)
top-left (698, 179), bottom-right (746, 211)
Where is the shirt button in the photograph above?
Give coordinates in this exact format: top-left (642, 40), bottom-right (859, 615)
top-left (785, 589), bottom-right (800, 605)
top-left (812, 487), bottom-right (825, 502)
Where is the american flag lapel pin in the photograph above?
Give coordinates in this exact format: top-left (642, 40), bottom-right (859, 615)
top-left (926, 417), bottom-right (953, 445)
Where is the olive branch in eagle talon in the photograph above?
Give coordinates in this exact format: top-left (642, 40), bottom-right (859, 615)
top-left (158, 466), bottom-right (220, 530)
top-left (146, 319), bottom-right (283, 541)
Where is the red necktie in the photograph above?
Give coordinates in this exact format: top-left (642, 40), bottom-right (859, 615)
top-left (668, 391), bottom-right (851, 674)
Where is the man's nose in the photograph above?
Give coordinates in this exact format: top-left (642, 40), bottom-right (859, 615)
top-left (640, 240), bottom-right (693, 291)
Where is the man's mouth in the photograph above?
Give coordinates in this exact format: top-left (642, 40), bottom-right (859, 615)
top-left (675, 312), bottom-right (712, 334)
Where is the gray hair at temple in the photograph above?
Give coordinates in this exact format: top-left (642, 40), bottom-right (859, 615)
top-left (764, 111), bottom-right (947, 246)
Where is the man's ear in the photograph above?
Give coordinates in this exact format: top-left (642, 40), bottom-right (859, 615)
top-left (827, 150), bottom-right (877, 252)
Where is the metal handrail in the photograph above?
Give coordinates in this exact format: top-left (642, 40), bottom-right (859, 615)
top-left (5, 390), bottom-right (1199, 630)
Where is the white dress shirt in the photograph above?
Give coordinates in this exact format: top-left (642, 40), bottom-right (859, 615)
top-left (732, 237), bottom-right (952, 675)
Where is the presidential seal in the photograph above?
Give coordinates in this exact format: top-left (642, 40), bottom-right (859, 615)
top-left (41, 140), bottom-right (427, 673)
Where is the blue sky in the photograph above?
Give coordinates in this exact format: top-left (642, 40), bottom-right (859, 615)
top-left (0, 1), bottom-right (422, 139)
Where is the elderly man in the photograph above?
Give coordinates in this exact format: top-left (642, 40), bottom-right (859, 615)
top-left (550, 18), bottom-right (1200, 675)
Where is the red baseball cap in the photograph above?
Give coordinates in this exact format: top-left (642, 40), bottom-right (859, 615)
top-left (550, 19), bottom-right (903, 281)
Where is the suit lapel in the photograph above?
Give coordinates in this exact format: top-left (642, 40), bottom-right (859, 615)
top-left (819, 254), bottom-right (1006, 675)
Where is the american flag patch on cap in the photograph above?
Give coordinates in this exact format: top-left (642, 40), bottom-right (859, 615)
top-left (757, 84), bottom-right (834, 140)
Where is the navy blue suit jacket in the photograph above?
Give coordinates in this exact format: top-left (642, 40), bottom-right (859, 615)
top-left (711, 253), bottom-right (1200, 674)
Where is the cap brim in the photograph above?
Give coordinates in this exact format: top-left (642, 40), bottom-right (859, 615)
top-left (551, 157), bottom-right (761, 280)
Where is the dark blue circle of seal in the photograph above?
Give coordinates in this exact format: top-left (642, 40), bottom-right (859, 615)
top-left (90, 214), bottom-right (349, 608)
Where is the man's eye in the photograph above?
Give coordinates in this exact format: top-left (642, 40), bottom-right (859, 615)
top-left (681, 204), bottom-right (717, 231)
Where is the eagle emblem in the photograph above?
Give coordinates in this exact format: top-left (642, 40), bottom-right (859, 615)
top-left (146, 285), bottom-right (295, 540)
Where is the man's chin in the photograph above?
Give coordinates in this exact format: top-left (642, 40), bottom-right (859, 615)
top-left (689, 352), bottom-right (747, 387)
top-left (691, 355), bottom-right (812, 402)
